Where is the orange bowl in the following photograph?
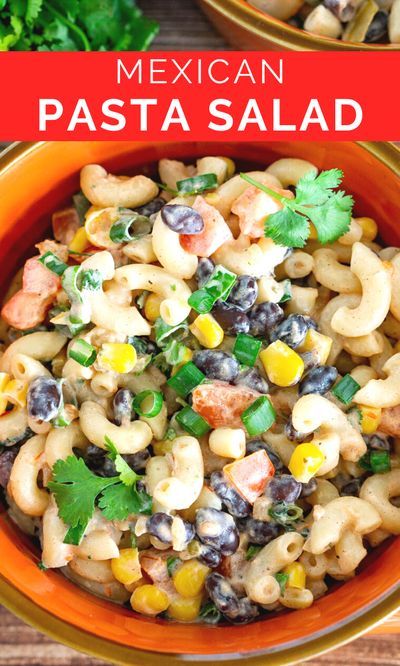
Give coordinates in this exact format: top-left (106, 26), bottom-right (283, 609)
top-left (0, 140), bottom-right (399, 665)
top-left (198, 0), bottom-right (400, 51)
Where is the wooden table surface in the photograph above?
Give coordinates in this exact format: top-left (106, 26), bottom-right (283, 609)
top-left (0, 1), bottom-right (399, 663)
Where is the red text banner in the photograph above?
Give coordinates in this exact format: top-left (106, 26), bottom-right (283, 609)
top-left (0, 51), bottom-right (399, 141)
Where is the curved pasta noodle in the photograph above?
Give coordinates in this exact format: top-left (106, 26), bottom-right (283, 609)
top-left (8, 435), bottom-right (49, 516)
top-left (79, 401), bottom-right (152, 454)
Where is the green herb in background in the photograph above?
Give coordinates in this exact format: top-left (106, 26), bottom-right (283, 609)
top-left (0, 0), bottom-right (158, 51)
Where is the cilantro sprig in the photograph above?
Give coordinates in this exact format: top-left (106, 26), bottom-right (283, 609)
top-left (0, 0), bottom-right (158, 51)
top-left (240, 169), bottom-right (354, 249)
top-left (48, 437), bottom-right (151, 545)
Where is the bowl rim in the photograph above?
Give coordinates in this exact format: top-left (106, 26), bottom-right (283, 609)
top-left (199, 0), bottom-right (400, 51)
top-left (0, 139), bottom-right (400, 665)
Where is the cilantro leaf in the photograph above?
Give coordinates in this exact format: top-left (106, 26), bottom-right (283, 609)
top-left (240, 168), bottom-right (353, 249)
top-left (104, 435), bottom-right (140, 487)
top-left (48, 455), bottom-right (119, 529)
top-left (99, 483), bottom-right (152, 521)
top-left (265, 208), bottom-right (310, 249)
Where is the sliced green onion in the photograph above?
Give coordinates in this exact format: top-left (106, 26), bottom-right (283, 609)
top-left (110, 213), bottom-right (152, 243)
top-left (52, 408), bottom-right (72, 428)
top-left (62, 265), bottom-right (83, 303)
top-left (133, 390), bottom-right (163, 417)
top-left (241, 396), bottom-right (276, 436)
top-left (233, 333), bottom-right (262, 367)
top-left (246, 544), bottom-right (262, 560)
top-left (167, 361), bottom-right (205, 398)
top-left (176, 406), bottom-right (211, 437)
top-left (80, 269), bottom-right (103, 291)
top-left (177, 173), bottom-right (218, 195)
top-left (37, 561), bottom-right (48, 571)
top-left (274, 572), bottom-right (289, 595)
top-left (165, 426), bottom-right (177, 441)
top-left (189, 266), bottom-right (237, 314)
top-left (279, 279), bottom-right (292, 304)
top-left (163, 339), bottom-right (187, 366)
top-left (199, 601), bottom-right (221, 625)
top-left (166, 556), bottom-right (180, 577)
top-left (63, 520), bottom-right (88, 546)
top-left (269, 502), bottom-right (304, 526)
top-left (188, 289), bottom-right (215, 314)
top-left (370, 450), bottom-right (391, 474)
top-left (39, 251), bottom-right (68, 276)
top-left (332, 374), bottom-right (361, 405)
top-left (154, 317), bottom-right (188, 347)
top-left (68, 339), bottom-right (97, 367)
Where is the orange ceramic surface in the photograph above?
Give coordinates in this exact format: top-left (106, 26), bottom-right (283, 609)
top-left (198, 0), bottom-right (400, 51)
top-left (0, 141), bottom-right (399, 666)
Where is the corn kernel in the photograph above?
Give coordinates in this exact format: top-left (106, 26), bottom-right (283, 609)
top-left (283, 562), bottom-right (306, 590)
top-left (189, 314), bottom-right (224, 349)
top-left (144, 293), bottom-right (162, 322)
top-left (359, 405), bottom-right (381, 435)
top-left (171, 347), bottom-right (193, 376)
top-left (68, 227), bottom-right (89, 253)
top-left (298, 329), bottom-right (332, 365)
top-left (288, 443), bottom-right (325, 483)
top-left (356, 216), bottom-right (378, 241)
top-left (167, 595), bottom-right (202, 622)
top-left (172, 560), bottom-right (210, 598)
top-left (153, 439), bottom-right (174, 456)
top-left (111, 548), bottom-right (142, 586)
top-left (130, 584), bottom-right (169, 616)
top-left (3, 379), bottom-right (28, 408)
top-left (98, 343), bottom-right (137, 374)
top-left (204, 193), bottom-right (220, 206)
top-left (260, 341), bottom-right (304, 387)
top-left (221, 156), bottom-right (236, 179)
top-left (0, 372), bottom-right (10, 415)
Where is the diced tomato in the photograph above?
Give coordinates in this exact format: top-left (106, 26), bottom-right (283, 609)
top-left (1, 290), bottom-right (54, 330)
top-left (192, 380), bottom-right (260, 429)
top-left (36, 239), bottom-right (69, 263)
top-left (180, 196), bottom-right (233, 257)
top-left (223, 450), bottom-right (275, 504)
top-left (232, 185), bottom-right (293, 239)
top-left (52, 207), bottom-right (81, 245)
top-left (22, 257), bottom-right (60, 297)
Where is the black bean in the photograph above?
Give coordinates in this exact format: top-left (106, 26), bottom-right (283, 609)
top-left (246, 439), bottom-right (283, 472)
top-left (248, 302), bottom-right (284, 338)
top-left (300, 350), bottom-right (320, 373)
top-left (284, 419), bottom-right (312, 443)
top-left (27, 377), bottom-right (62, 422)
top-left (226, 276), bottom-right (258, 312)
top-left (323, 0), bottom-right (356, 21)
top-left (365, 10), bottom-right (388, 42)
top-left (239, 517), bottom-right (280, 545)
top-left (265, 474), bottom-right (302, 503)
top-left (340, 478), bottom-right (362, 497)
top-left (366, 434), bottom-right (391, 452)
top-left (0, 448), bottom-right (19, 488)
top-left (113, 388), bottom-right (134, 425)
top-left (212, 301), bottom-right (250, 335)
top-left (301, 477), bottom-right (318, 498)
top-left (123, 449), bottom-right (150, 472)
top-left (83, 445), bottom-right (117, 477)
top-left (205, 573), bottom-right (240, 616)
top-left (270, 314), bottom-right (309, 349)
top-left (147, 512), bottom-right (173, 543)
top-left (193, 350), bottom-right (240, 383)
top-left (195, 258), bottom-right (215, 287)
top-left (195, 507), bottom-right (240, 555)
top-left (198, 543), bottom-right (222, 568)
top-left (298, 365), bottom-right (338, 397)
top-left (230, 597), bottom-right (259, 624)
top-left (210, 471), bottom-right (252, 518)
top-left (233, 367), bottom-right (269, 394)
top-left (161, 204), bottom-right (204, 234)
top-left (303, 316), bottom-right (318, 331)
top-left (135, 197), bottom-right (165, 217)
top-left (128, 336), bottom-right (159, 356)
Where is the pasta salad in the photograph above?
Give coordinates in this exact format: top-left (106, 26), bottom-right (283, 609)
top-left (248, 0), bottom-right (400, 44)
top-left (0, 155), bottom-right (399, 625)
